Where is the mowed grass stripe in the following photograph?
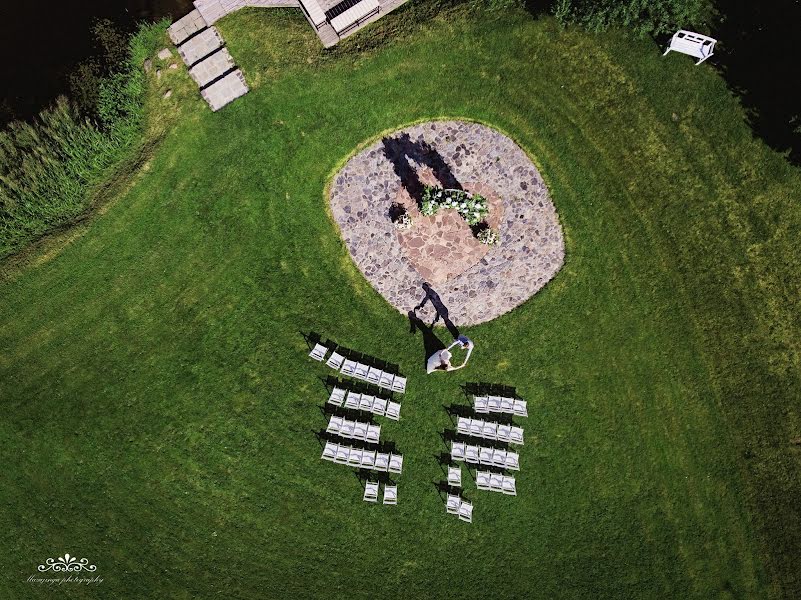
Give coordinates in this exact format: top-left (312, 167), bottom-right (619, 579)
top-left (1, 6), bottom-right (798, 599)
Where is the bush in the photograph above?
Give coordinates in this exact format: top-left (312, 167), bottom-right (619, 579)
top-left (553, 0), bottom-right (711, 37)
top-left (0, 20), bottom-right (167, 258)
top-left (476, 226), bottom-right (499, 245)
top-left (420, 185), bottom-right (489, 225)
top-left (473, 0), bottom-right (524, 10)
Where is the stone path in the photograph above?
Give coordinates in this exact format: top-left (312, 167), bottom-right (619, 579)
top-left (329, 121), bottom-right (565, 326)
top-left (166, 0), bottom-right (414, 111)
top-left (168, 10), bottom-right (249, 111)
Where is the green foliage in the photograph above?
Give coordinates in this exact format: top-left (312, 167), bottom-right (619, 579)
top-left (67, 60), bottom-right (104, 117)
top-left (421, 185), bottom-right (488, 225)
top-left (0, 21), bottom-right (167, 258)
top-left (473, 0), bottom-right (524, 11)
top-left (67, 19), bottom-right (133, 121)
top-left (92, 18), bottom-right (131, 71)
top-left (554, 0), bottom-right (711, 36)
top-left (476, 226), bottom-right (499, 244)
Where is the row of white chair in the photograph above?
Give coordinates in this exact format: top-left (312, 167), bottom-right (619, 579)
top-left (321, 441), bottom-right (403, 473)
top-left (476, 471), bottom-right (517, 495)
top-left (457, 417), bottom-right (524, 445)
top-left (309, 343), bottom-right (407, 393)
top-left (364, 481), bottom-right (397, 504)
top-left (446, 494), bottom-right (473, 523)
top-left (327, 416), bottom-right (380, 443)
top-left (474, 395), bottom-right (527, 417)
top-left (328, 388), bottom-right (401, 421)
top-left (451, 442), bottom-right (520, 470)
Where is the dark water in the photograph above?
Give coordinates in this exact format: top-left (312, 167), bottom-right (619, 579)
top-left (0, 0), bottom-right (192, 124)
top-left (711, 0), bottom-right (801, 164)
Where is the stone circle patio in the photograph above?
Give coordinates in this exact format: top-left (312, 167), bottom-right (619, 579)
top-left (329, 120), bottom-right (565, 325)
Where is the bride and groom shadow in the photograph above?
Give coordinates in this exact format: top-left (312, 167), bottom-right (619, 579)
top-left (408, 283), bottom-right (462, 368)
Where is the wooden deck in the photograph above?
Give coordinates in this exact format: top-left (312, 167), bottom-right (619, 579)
top-left (308, 0), bottom-right (409, 47)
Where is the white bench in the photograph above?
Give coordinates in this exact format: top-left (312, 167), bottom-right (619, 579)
top-left (663, 30), bottom-right (716, 65)
top-left (329, 0), bottom-right (379, 35)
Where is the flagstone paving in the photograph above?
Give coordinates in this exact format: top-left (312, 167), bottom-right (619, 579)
top-left (329, 120), bottom-right (565, 325)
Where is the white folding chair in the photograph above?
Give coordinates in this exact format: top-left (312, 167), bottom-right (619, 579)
top-left (327, 387), bottom-right (345, 407)
top-left (492, 449), bottom-right (507, 468)
top-left (482, 421), bottom-right (497, 440)
top-left (476, 470), bottom-right (491, 491)
top-left (339, 419), bottom-right (355, 438)
top-left (474, 395), bottom-right (489, 413)
top-left (379, 371), bottom-right (394, 389)
top-left (458, 501), bottom-right (473, 523)
top-left (354, 363), bottom-right (370, 380)
top-left (513, 399), bottom-right (528, 417)
top-left (309, 343), bottom-right (328, 361)
top-left (321, 441), bottom-right (337, 461)
top-left (479, 446), bottom-right (494, 465)
top-left (359, 394), bottom-right (375, 412)
top-left (510, 426), bottom-right (524, 445)
top-left (361, 450), bottom-right (376, 469)
top-left (365, 424), bottom-right (380, 444)
top-left (352, 421), bottom-right (368, 441)
top-left (448, 465), bottom-right (462, 487)
top-left (451, 442), bottom-right (465, 461)
top-left (386, 401), bottom-right (401, 421)
top-left (490, 472), bottom-right (504, 492)
top-left (374, 452), bottom-right (390, 471)
top-left (391, 376), bottom-right (407, 394)
top-left (347, 448), bottom-right (364, 467)
top-left (340, 359), bottom-right (357, 377)
top-left (334, 445), bottom-right (350, 464)
top-left (488, 396), bottom-right (502, 412)
top-left (446, 494), bottom-right (461, 514)
top-left (367, 367), bottom-right (382, 385)
top-left (383, 484), bottom-right (398, 505)
top-left (326, 351), bottom-right (345, 370)
top-left (497, 423), bottom-right (512, 443)
top-left (500, 397), bottom-right (515, 413)
top-left (363, 481), bottom-right (379, 502)
top-left (388, 453), bottom-right (404, 474)
top-left (505, 452), bottom-right (520, 471)
top-left (326, 415), bottom-right (343, 435)
top-left (469, 419), bottom-right (483, 437)
top-left (371, 397), bottom-right (387, 416)
top-left (344, 391), bottom-right (361, 410)
top-left (502, 475), bottom-right (517, 496)
top-left (457, 416), bottom-right (471, 436)
top-left (465, 445), bottom-right (479, 464)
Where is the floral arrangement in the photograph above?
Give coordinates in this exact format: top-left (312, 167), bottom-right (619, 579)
top-left (394, 212), bottom-right (412, 230)
top-left (476, 227), bottom-right (499, 245)
top-left (420, 185), bottom-right (499, 245)
top-left (389, 202), bottom-right (412, 230)
top-left (420, 186), bottom-right (488, 226)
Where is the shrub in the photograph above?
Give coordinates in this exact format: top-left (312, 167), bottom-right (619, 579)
top-left (476, 226), bottom-right (499, 245)
top-left (472, 0), bottom-right (524, 10)
top-left (0, 20), bottom-right (167, 258)
top-left (421, 185), bottom-right (488, 226)
top-left (419, 185), bottom-right (499, 243)
top-left (394, 212), bottom-right (413, 230)
top-left (553, 0), bottom-right (711, 37)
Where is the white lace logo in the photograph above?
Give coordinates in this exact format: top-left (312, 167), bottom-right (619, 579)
top-left (37, 554), bottom-right (97, 573)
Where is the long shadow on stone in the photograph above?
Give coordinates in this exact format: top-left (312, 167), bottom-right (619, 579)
top-left (381, 132), bottom-right (462, 205)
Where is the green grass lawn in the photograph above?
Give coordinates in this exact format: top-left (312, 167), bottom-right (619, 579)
top-left (1, 4), bottom-right (800, 598)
